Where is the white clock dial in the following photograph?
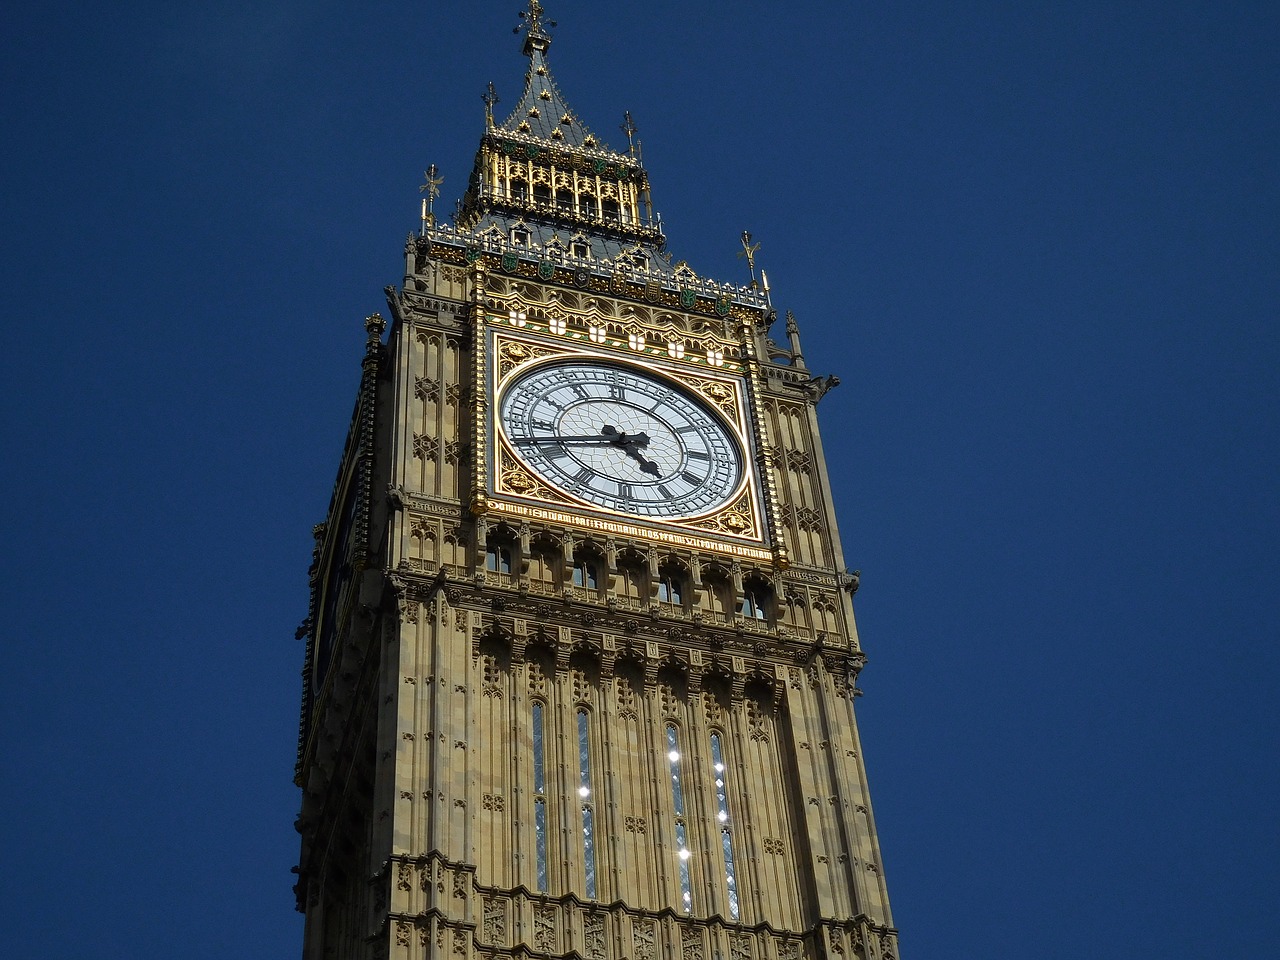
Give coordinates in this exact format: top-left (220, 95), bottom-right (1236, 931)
top-left (499, 360), bottom-right (744, 518)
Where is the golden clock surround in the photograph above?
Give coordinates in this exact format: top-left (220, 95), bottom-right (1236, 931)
top-left (485, 328), bottom-right (771, 561)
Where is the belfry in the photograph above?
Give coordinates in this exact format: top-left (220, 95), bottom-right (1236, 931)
top-left (293, 5), bottom-right (901, 958)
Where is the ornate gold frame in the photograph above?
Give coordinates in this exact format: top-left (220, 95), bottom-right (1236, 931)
top-left (485, 326), bottom-right (770, 560)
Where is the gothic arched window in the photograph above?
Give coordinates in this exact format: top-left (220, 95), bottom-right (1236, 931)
top-left (572, 546), bottom-right (602, 592)
top-left (617, 551), bottom-right (648, 603)
top-left (741, 576), bottom-right (772, 621)
top-left (710, 731), bottom-right (740, 919)
top-left (485, 539), bottom-right (514, 575)
top-left (658, 561), bottom-right (686, 608)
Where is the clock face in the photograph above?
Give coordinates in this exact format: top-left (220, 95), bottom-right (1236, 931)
top-left (498, 360), bottom-right (745, 518)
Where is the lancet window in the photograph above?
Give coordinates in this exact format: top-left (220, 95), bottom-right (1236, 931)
top-left (666, 724), bottom-right (693, 913)
top-left (577, 709), bottom-right (598, 898)
top-left (532, 700), bottom-right (548, 892)
top-left (710, 731), bottom-right (740, 919)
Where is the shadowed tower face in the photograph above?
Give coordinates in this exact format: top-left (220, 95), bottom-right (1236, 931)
top-left (292, 5), bottom-right (901, 959)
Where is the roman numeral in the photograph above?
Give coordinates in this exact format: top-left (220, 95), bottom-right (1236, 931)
top-left (686, 450), bottom-right (710, 461)
top-left (681, 471), bottom-right (703, 486)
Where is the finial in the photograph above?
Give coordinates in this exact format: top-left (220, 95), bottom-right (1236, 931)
top-left (419, 164), bottom-right (443, 234)
top-left (482, 82), bottom-right (499, 128)
top-left (621, 111), bottom-right (638, 156)
top-left (785, 310), bottom-right (806, 369)
top-left (515, 1), bottom-right (556, 55)
top-left (738, 231), bottom-right (761, 289)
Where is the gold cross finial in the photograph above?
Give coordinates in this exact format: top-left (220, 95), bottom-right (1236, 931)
top-left (419, 165), bottom-right (444, 232)
top-left (516, 1), bottom-right (556, 47)
top-left (738, 231), bottom-right (762, 288)
top-left (621, 111), bottom-right (638, 156)
top-left (482, 82), bottom-right (499, 128)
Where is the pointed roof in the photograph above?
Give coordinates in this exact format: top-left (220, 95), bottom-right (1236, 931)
top-left (497, 3), bottom-right (611, 153)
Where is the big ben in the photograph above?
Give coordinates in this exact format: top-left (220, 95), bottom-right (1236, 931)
top-left (293, 5), bottom-right (901, 959)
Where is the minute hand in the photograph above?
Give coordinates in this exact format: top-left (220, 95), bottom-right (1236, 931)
top-left (512, 435), bottom-right (624, 444)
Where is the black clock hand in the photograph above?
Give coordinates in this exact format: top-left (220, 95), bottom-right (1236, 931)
top-left (598, 424), bottom-right (663, 476)
top-left (600, 424), bottom-right (652, 448)
top-left (618, 440), bottom-right (663, 477)
top-left (513, 434), bottom-right (623, 444)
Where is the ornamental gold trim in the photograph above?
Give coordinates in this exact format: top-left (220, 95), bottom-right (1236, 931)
top-left (487, 500), bottom-right (774, 563)
top-left (679, 489), bottom-right (758, 539)
top-left (486, 327), bottom-right (770, 552)
top-left (495, 444), bottom-right (576, 506)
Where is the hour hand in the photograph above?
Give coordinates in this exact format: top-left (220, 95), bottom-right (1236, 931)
top-left (620, 443), bottom-right (662, 477)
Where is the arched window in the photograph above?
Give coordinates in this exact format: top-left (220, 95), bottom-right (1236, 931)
top-left (528, 537), bottom-right (561, 591)
top-left (702, 567), bottom-right (734, 622)
top-left (710, 731), bottom-right (740, 919)
top-left (658, 562), bottom-right (686, 608)
top-left (485, 541), bottom-right (513, 574)
top-left (531, 701), bottom-right (548, 891)
top-left (741, 577), bottom-right (772, 621)
top-left (617, 552), bottom-right (648, 603)
top-left (577, 709), bottom-right (598, 898)
top-left (666, 724), bottom-right (693, 913)
top-left (572, 547), bottom-right (602, 591)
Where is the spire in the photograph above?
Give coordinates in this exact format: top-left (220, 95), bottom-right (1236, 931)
top-left (499, 1), bottom-right (603, 150)
top-left (451, 1), bottom-right (664, 246)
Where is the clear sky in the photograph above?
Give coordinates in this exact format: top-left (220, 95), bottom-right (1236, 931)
top-left (2, 2), bottom-right (1276, 958)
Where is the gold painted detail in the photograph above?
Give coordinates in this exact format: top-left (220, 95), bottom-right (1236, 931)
top-left (680, 489), bottom-right (758, 539)
top-left (670, 373), bottom-right (740, 420)
top-left (496, 445), bottom-right (575, 506)
top-left (495, 337), bottom-right (560, 381)
top-left (489, 499), bottom-right (773, 562)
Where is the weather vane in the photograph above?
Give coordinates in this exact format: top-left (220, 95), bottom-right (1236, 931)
top-left (738, 231), bottom-right (762, 289)
top-left (419, 164), bottom-right (443, 234)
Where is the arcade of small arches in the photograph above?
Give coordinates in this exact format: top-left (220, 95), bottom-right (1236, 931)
top-left (406, 518), bottom-right (847, 641)
top-left (476, 145), bottom-right (649, 231)
top-left (483, 525), bottom-right (775, 623)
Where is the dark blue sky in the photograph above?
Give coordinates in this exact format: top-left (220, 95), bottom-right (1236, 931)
top-left (2, 2), bottom-right (1276, 957)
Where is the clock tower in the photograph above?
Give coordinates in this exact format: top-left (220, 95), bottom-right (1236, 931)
top-left (293, 6), bottom-right (901, 960)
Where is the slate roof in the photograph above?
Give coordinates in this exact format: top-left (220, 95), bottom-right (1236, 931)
top-left (497, 43), bottom-right (610, 153)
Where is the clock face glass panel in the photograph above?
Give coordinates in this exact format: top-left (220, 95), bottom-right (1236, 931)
top-left (499, 360), bottom-right (744, 518)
